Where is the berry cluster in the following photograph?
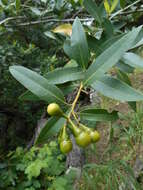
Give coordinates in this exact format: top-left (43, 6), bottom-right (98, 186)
top-left (47, 103), bottom-right (100, 154)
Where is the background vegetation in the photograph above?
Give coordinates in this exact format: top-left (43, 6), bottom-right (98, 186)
top-left (1, 0), bottom-right (143, 189)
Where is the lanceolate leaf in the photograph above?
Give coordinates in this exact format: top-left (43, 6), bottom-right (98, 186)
top-left (122, 52), bottom-right (143, 69)
top-left (35, 117), bottom-right (60, 144)
top-left (83, 0), bottom-right (102, 24)
top-left (44, 67), bottom-right (83, 84)
top-left (80, 108), bottom-right (118, 122)
top-left (84, 27), bottom-right (142, 86)
top-left (20, 83), bottom-right (76, 101)
top-left (110, 0), bottom-right (119, 13)
top-left (91, 75), bottom-right (143, 102)
top-left (117, 70), bottom-right (136, 111)
top-left (19, 90), bottom-right (39, 101)
top-left (64, 17), bottom-right (90, 70)
top-left (116, 61), bottom-right (134, 73)
top-left (88, 34), bottom-right (124, 56)
top-left (15, 0), bottom-right (21, 10)
top-left (19, 66), bottom-right (81, 101)
top-left (9, 66), bottom-right (66, 105)
top-left (35, 114), bottom-right (68, 144)
top-left (104, 0), bottom-right (111, 15)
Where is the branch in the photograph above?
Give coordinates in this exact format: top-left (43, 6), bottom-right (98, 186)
top-left (0, 16), bottom-right (25, 25)
top-left (119, 9), bottom-right (143, 16)
top-left (110, 0), bottom-right (142, 19)
top-left (5, 17), bottom-right (94, 27)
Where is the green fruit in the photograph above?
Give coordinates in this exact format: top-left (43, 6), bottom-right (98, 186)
top-left (79, 124), bottom-right (100, 143)
top-left (75, 132), bottom-right (91, 147)
top-left (80, 124), bottom-right (91, 133)
top-left (90, 130), bottom-right (100, 143)
top-left (60, 140), bottom-right (72, 154)
top-left (47, 103), bottom-right (63, 116)
top-left (70, 121), bottom-right (81, 137)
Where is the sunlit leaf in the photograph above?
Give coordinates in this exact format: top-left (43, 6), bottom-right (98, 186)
top-left (80, 108), bottom-right (118, 122)
top-left (91, 75), bottom-right (143, 102)
top-left (53, 24), bottom-right (72, 36)
top-left (84, 27), bottom-right (142, 86)
top-left (9, 66), bottom-right (66, 105)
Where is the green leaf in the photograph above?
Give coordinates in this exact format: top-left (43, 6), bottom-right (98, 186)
top-left (35, 117), bottom-right (67, 144)
top-left (122, 52), bottom-right (143, 69)
top-left (88, 34), bottom-right (124, 56)
top-left (25, 159), bottom-right (46, 180)
top-left (103, 18), bottom-right (114, 38)
top-left (117, 70), bottom-right (136, 111)
top-left (84, 27), bottom-right (142, 86)
top-left (120, 0), bottom-right (126, 8)
top-left (20, 83), bottom-right (76, 102)
top-left (35, 109), bottom-right (70, 144)
top-left (30, 7), bottom-right (41, 16)
top-left (64, 17), bottom-right (90, 70)
top-left (83, 0), bottom-right (102, 24)
top-left (110, 0), bottom-right (119, 13)
top-left (19, 90), bottom-right (39, 101)
top-left (9, 66), bottom-right (66, 105)
top-left (46, 117), bottom-right (67, 137)
top-left (116, 61), bottom-right (134, 73)
top-left (104, 0), bottom-right (111, 15)
top-left (53, 23), bottom-right (72, 36)
top-left (44, 67), bottom-right (83, 84)
top-left (59, 83), bottom-right (76, 96)
top-left (132, 28), bottom-right (143, 49)
top-left (44, 31), bottom-right (57, 40)
top-left (35, 117), bottom-right (60, 144)
top-left (91, 75), bottom-right (143, 102)
top-left (79, 108), bottom-right (118, 122)
top-left (15, 0), bottom-right (21, 10)
top-left (19, 67), bottom-right (81, 101)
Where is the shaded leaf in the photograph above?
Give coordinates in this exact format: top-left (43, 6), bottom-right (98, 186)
top-left (15, 0), bottom-right (21, 10)
top-left (117, 70), bottom-right (136, 111)
top-left (83, 0), bottom-right (102, 24)
top-left (88, 33), bottom-right (124, 56)
top-left (116, 61), bottom-right (134, 73)
top-left (35, 117), bottom-right (60, 144)
top-left (19, 90), bottom-right (39, 101)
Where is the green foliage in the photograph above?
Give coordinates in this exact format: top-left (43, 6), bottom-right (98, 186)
top-left (9, 66), bottom-right (66, 105)
top-left (81, 160), bottom-right (141, 190)
top-left (0, 141), bottom-right (75, 190)
top-left (1, 0), bottom-right (143, 189)
top-left (64, 17), bottom-right (90, 70)
top-left (9, 16), bottom-right (143, 143)
top-left (79, 108), bottom-right (118, 122)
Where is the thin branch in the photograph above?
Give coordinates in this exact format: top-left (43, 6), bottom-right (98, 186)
top-left (119, 9), bottom-right (143, 16)
top-left (110, 0), bottom-right (142, 19)
top-left (0, 16), bottom-right (25, 25)
top-left (5, 18), bottom-right (94, 27)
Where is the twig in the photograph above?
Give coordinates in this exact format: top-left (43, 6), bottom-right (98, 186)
top-left (110, 0), bottom-right (142, 19)
top-left (0, 16), bottom-right (25, 25)
top-left (5, 18), bottom-right (94, 27)
top-left (119, 9), bottom-right (143, 16)
top-left (68, 82), bottom-right (83, 119)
